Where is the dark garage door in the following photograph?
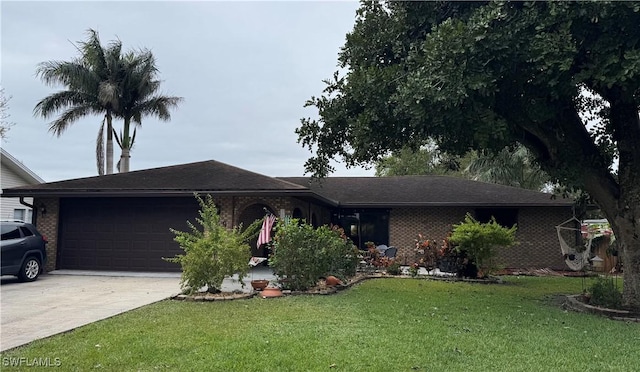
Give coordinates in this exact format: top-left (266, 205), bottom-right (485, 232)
top-left (58, 197), bottom-right (199, 271)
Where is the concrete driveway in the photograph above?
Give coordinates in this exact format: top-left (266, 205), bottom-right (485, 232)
top-left (0, 271), bottom-right (181, 351)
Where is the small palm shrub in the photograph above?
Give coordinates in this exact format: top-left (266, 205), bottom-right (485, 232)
top-left (165, 194), bottom-right (261, 294)
top-left (270, 220), bottom-right (359, 291)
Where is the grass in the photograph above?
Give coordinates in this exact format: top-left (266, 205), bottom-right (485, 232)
top-left (1, 276), bottom-right (638, 371)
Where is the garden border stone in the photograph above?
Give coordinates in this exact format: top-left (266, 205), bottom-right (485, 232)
top-left (563, 294), bottom-right (640, 322)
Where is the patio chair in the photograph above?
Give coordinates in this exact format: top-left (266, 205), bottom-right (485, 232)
top-left (383, 247), bottom-right (397, 258)
top-left (376, 244), bottom-right (388, 254)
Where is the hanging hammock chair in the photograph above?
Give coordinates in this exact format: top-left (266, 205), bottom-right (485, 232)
top-left (556, 217), bottom-right (594, 271)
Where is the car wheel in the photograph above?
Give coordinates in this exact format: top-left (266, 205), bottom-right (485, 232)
top-left (18, 257), bottom-right (41, 282)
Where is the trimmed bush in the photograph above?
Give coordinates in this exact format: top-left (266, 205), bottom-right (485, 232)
top-left (270, 220), bottom-right (359, 291)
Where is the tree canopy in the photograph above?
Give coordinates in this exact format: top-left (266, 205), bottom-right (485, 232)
top-left (374, 143), bottom-right (467, 177)
top-left (465, 144), bottom-right (550, 191)
top-left (298, 1), bottom-right (640, 309)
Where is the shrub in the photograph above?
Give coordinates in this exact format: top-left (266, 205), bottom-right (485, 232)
top-left (449, 214), bottom-right (517, 276)
top-left (386, 260), bottom-right (401, 275)
top-left (589, 276), bottom-right (623, 309)
top-left (270, 220), bottom-right (359, 291)
top-left (165, 194), bottom-right (261, 294)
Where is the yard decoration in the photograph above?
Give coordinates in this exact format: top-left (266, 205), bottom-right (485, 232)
top-left (556, 216), bottom-right (597, 271)
top-left (449, 214), bottom-right (517, 278)
top-left (165, 193), bottom-right (262, 295)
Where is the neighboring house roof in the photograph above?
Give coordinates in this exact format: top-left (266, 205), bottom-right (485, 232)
top-left (1, 148), bottom-right (45, 190)
top-left (279, 176), bottom-right (573, 207)
top-left (1, 159), bottom-right (573, 207)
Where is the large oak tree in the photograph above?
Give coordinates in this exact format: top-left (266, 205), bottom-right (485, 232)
top-left (298, 1), bottom-right (640, 309)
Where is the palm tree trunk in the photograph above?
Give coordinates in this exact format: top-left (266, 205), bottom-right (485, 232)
top-left (119, 116), bottom-right (131, 173)
top-left (120, 147), bottom-right (130, 173)
top-left (106, 113), bottom-right (114, 175)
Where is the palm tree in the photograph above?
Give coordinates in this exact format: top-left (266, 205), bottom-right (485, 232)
top-left (464, 144), bottom-right (551, 191)
top-left (113, 50), bottom-right (182, 172)
top-left (34, 29), bottom-right (122, 175)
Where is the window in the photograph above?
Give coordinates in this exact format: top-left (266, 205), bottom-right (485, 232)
top-left (19, 226), bottom-right (34, 237)
top-left (1, 225), bottom-right (21, 240)
top-left (334, 209), bottom-right (390, 249)
top-left (475, 208), bottom-right (518, 227)
top-left (13, 209), bottom-right (25, 222)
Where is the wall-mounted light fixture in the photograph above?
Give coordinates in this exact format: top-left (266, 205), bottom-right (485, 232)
top-left (39, 203), bottom-right (47, 216)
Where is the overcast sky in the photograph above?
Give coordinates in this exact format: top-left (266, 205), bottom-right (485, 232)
top-left (1, 0), bottom-right (375, 182)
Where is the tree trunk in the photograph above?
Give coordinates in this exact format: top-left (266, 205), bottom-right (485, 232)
top-left (602, 100), bottom-right (640, 312)
top-left (119, 147), bottom-right (130, 173)
top-left (106, 113), bottom-right (114, 175)
top-left (119, 116), bottom-right (131, 173)
top-left (613, 214), bottom-right (640, 311)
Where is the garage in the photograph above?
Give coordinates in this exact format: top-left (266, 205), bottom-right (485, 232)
top-left (58, 197), bottom-right (199, 272)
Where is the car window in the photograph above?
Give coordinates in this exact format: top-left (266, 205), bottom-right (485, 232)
top-left (1, 225), bottom-right (22, 240)
top-left (20, 226), bottom-right (34, 237)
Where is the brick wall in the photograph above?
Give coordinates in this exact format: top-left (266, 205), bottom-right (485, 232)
top-left (33, 197), bottom-right (59, 272)
top-left (389, 207), bottom-right (468, 265)
top-left (389, 206), bottom-right (573, 269)
top-left (495, 207), bottom-right (572, 270)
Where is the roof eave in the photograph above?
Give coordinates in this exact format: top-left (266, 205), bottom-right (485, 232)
top-left (0, 189), bottom-right (340, 207)
top-left (337, 202), bottom-right (574, 208)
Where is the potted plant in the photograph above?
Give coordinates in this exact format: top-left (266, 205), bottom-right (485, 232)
top-left (248, 256), bottom-right (269, 291)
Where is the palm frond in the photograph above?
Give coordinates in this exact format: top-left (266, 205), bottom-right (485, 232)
top-left (113, 127), bottom-right (123, 149)
top-left (47, 104), bottom-right (99, 136)
top-left (34, 90), bottom-right (101, 118)
top-left (130, 96), bottom-right (183, 122)
top-left (36, 60), bottom-right (101, 93)
top-left (79, 29), bottom-right (108, 77)
top-left (130, 127), bottom-right (137, 150)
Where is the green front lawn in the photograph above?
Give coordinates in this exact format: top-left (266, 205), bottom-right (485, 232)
top-left (2, 277), bottom-right (637, 371)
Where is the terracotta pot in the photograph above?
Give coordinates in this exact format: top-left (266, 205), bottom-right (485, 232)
top-left (251, 280), bottom-right (269, 291)
top-left (261, 287), bottom-right (283, 298)
top-left (325, 275), bottom-right (343, 287)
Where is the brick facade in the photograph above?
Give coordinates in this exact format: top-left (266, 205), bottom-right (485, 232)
top-left (389, 206), bottom-right (572, 270)
top-left (33, 197), bottom-right (59, 272)
top-left (34, 193), bottom-right (572, 272)
top-left (495, 207), bottom-right (572, 270)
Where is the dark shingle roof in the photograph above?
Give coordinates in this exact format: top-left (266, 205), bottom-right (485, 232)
top-left (2, 160), bottom-right (310, 197)
top-left (2, 160), bottom-right (572, 207)
top-left (278, 176), bottom-right (573, 207)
